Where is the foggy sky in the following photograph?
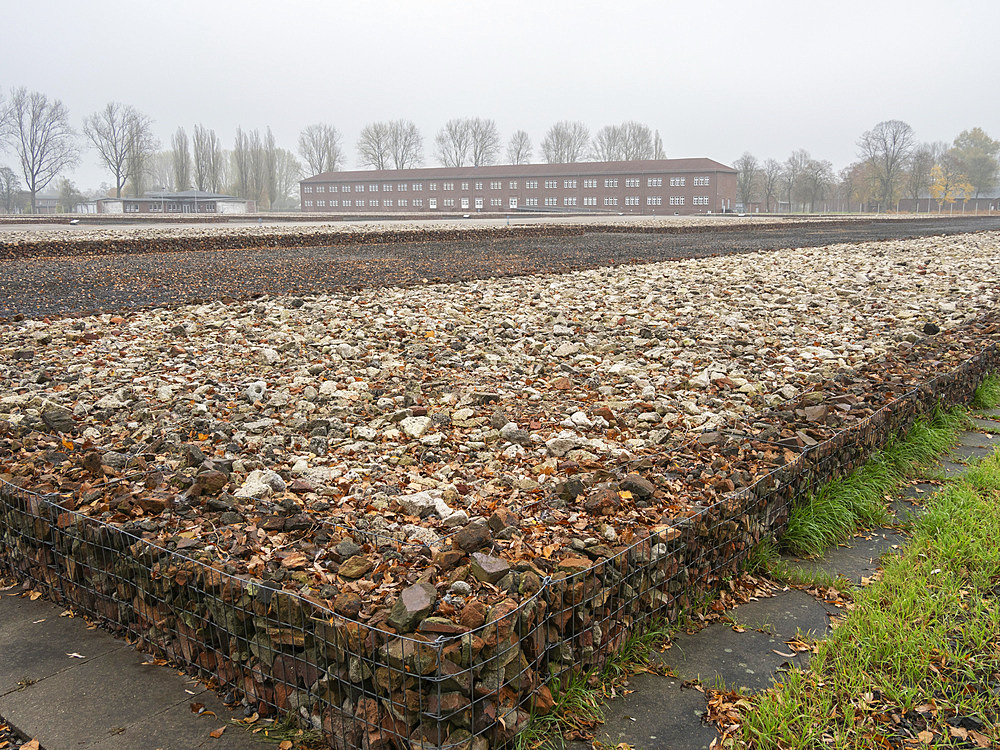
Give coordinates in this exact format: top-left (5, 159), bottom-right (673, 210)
top-left (4, 0), bottom-right (998, 191)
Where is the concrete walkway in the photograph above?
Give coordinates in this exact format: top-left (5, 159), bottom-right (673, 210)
top-left (571, 409), bottom-right (1000, 750)
top-left (0, 586), bottom-right (269, 749)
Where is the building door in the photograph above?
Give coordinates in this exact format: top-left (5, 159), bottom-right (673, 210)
top-left (475, 198), bottom-right (483, 210)
top-left (461, 198), bottom-right (469, 209)
top-left (429, 198), bottom-right (437, 210)
top-left (509, 198), bottom-right (518, 209)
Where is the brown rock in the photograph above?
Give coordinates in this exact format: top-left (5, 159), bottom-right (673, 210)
top-left (459, 599), bottom-right (487, 629)
top-left (433, 549), bottom-right (465, 570)
top-left (387, 583), bottom-right (437, 633)
top-left (469, 552), bottom-right (510, 584)
top-left (620, 473), bottom-right (656, 499)
top-left (334, 592), bottom-right (363, 619)
top-left (453, 522), bottom-right (491, 552)
top-left (338, 555), bottom-right (374, 579)
top-left (583, 484), bottom-right (620, 515)
top-left (196, 469), bottom-right (228, 494)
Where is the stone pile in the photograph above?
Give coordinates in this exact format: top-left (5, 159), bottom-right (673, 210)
top-left (1, 231), bottom-right (999, 747)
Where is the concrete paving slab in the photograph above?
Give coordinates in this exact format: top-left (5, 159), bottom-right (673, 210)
top-left (949, 443), bottom-right (994, 463)
top-left (1, 646), bottom-right (208, 750)
top-left (782, 527), bottom-right (905, 584)
top-left (583, 673), bottom-right (719, 750)
top-left (968, 417), bottom-right (1000, 432)
top-left (659, 622), bottom-right (811, 692)
top-left (725, 589), bottom-right (835, 639)
top-left (929, 459), bottom-right (967, 479)
top-left (957, 431), bottom-right (996, 448)
top-left (0, 591), bottom-right (126, 697)
top-left (977, 408), bottom-right (1000, 418)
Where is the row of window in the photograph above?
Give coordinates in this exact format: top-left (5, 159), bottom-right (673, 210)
top-left (304, 176), bottom-right (710, 193)
top-left (305, 194), bottom-right (711, 209)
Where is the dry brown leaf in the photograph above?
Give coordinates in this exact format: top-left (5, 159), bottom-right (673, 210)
top-left (209, 726), bottom-right (226, 738)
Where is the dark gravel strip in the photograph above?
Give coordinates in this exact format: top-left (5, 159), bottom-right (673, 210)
top-left (0, 714), bottom-right (35, 747)
top-left (2, 217), bottom-right (999, 320)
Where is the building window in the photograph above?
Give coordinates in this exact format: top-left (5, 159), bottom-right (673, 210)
top-left (460, 182), bottom-right (469, 191)
top-left (509, 181), bottom-right (518, 189)
top-left (490, 198), bottom-right (502, 207)
top-left (383, 199), bottom-right (392, 206)
top-left (316, 186), bottom-right (324, 193)
top-left (329, 185), bottom-right (337, 193)
top-left (670, 177), bottom-right (686, 187)
top-left (544, 179), bottom-right (557, 189)
top-left (525, 180), bottom-right (538, 189)
top-left (383, 184), bottom-right (393, 192)
top-left (646, 196), bottom-right (662, 206)
top-left (442, 182), bottom-right (453, 191)
top-left (624, 196), bottom-right (639, 206)
top-left (304, 186), bottom-right (313, 193)
top-left (544, 197), bottom-right (557, 206)
top-left (490, 181), bottom-right (501, 190)
top-left (474, 182), bottom-right (483, 190)
top-left (525, 197), bottom-right (538, 206)
top-left (693, 196), bottom-right (710, 205)
top-left (317, 200), bottom-right (325, 207)
top-left (583, 196), bottom-right (597, 206)
top-left (413, 198), bottom-right (423, 207)
top-left (413, 183), bottom-right (423, 191)
top-left (355, 199), bottom-right (364, 207)
top-left (625, 178), bottom-right (639, 188)
top-left (583, 178), bottom-right (597, 188)
top-left (304, 200), bottom-right (313, 207)
top-left (604, 197), bottom-right (618, 206)
top-left (443, 198), bottom-right (455, 207)
top-left (343, 185), bottom-right (351, 193)
top-left (368, 199), bottom-right (376, 207)
top-left (564, 197), bottom-right (577, 206)
top-left (330, 200), bottom-right (339, 207)
top-left (429, 183), bottom-right (438, 190)
top-left (564, 179), bottom-right (577, 189)
top-left (694, 176), bottom-right (710, 186)
top-left (398, 199), bottom-right (407, 207)
top-left (369, 184), bottom-right (378, 192)
top-left (670, 196), bottom-right (685, 205)
top-left (397, 183), bottom-right (407, 191)
top-left (357, 185), bottom-right (364, 192)
top-left (605, 179), bottom-right (618, 188)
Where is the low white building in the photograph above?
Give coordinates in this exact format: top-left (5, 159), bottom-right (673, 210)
top-left (96, 190), bottom-right (255, 215)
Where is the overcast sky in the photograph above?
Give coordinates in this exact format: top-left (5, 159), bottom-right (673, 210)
top-left (4, 0), bottom-right (999, 191)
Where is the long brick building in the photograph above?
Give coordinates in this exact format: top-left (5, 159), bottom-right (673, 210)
top-left (299, 158), bottom-right (737, 215)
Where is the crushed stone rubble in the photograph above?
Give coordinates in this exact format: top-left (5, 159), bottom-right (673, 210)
top-left (1, 231), bottom-right (999, 633)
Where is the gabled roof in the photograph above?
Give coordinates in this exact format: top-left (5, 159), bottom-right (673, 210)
top-left (301, 157), bottom-right (735, 183)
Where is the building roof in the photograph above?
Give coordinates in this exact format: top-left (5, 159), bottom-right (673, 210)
top-left (301, 157), bottom-right (735, 184)
top-left (96, 190), bottom-right (245, 203)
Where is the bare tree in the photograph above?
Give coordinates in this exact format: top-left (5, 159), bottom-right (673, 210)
top-left (782, 149), bottom-right (810, 211)
top-left (126, 126), bottom-right (161, 196)
top-left (0, 165), bottom-right (21, 213)
top-left (468, 118), bottom-right (501, 167)
top-left (388, 119), bottom-right (423, 169)
top-left (653, 130), bottom-right (666, 160)
top-left (232, 127), bottom-right (267, 203)
top-left (435, 118), bottom-right (472, 167)
top-left (192, 124), bottom-right (223, 192)
top-left (82, 102), bottom-right (154, 198)
top-left (857, 119), bottom-right (915, 209)
top-left (541, 121), bottom-right (590, 163)
top-left (4, 87), bottom-right (80, 212)
top-left (591, 124), bottom-right (623, 161)
top-left (760, 158), bottom-right (782, 212)
top-left (506, 130), bottom-right (532, 165)
top-left (798, 158), bottom-right (834, 211)
top-left (171, 127), bottom-right (191, 190)
top-left (357, 121), bottom-right (391, 169)
top-left (298, 123), bottom-right (344, 176)
top-left (904, 143), bottom-right (936, 206)
top-left (732, 152), bottom-right (759, 208)
top-left (56, 176), bottom-right (84, 213)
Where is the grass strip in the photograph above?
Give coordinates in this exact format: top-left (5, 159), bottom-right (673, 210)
top-left (780, 406), bottom-right (969, 557)
top-left (736, 451), bottom-right (1000, 749)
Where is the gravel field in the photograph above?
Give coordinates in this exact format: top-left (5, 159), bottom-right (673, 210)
top-left (2, 229), bottom-right (999, 631)
top-left (2, 217), bottom-right (999, 320)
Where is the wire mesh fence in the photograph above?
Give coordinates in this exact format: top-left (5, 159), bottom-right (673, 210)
top-left (1, 344), bottom-right (996, 749)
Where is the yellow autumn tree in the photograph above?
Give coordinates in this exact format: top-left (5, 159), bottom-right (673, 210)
top-left (929, 160), bottom-right (974, 211)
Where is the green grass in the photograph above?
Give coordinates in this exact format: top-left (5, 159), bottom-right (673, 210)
top-left (972, 372), bottom-right (1000, 410)
top-left (735, 451), bottom-right (1000, 749)
top-left (780, 406), bottom-right (968, 557)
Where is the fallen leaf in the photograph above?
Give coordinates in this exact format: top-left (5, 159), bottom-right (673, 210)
top-left (19, 741), bottom-right (40, 750)
top-left (279, 742), bottom-right (293, 750)
top-left (968, 729), bottom-right (991, 748)
top-left (209, 726), bottom-right (226, 739)
top-left (66, 652), bottom-right (85, 659)
top-left (917, 730), bottom-right (934, 743)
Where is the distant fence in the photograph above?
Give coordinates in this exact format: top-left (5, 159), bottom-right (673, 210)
top-left (2, 343), bottom-right (996, 749)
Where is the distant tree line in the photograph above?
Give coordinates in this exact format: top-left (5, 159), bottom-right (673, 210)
top-left (1, 84), bottom-right (998, 214)
top-left (733, 121), bottom-right (1000, 213)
